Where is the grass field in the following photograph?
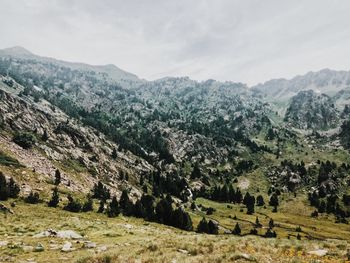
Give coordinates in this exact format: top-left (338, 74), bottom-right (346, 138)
top-left (0, 200), bottom-right (349, 263)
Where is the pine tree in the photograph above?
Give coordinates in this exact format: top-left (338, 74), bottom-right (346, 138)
top-left (256, 195), bottom-right (265, 206)
top-left (92, 181), bottom-right (110, 201)
top-left (197, 217), bottom-right (209, 233)
top-left (208, 220), bottom-right (218, 235)
top-left (190, 163), bottom-right (201, 179)
top-left (250, 228), bottom-right (258, 235)
top-left (48, 187), bottom-right (60, 207)
top-left (269, 193), bottom-right (279, 212)
top-left (64, 194), bottom-right (82, 212)
top-left (244, 193), bottom-right (255, 214)
top-left (181, 210), bottom-right (193, 231)
top-left (8, 177), bottom-right (20, 198)
top-left (232, 223), bottom-right (241, 235)
top-left (54, 169), bottom-right (61, 186)
top-left (107, 196), bottom-right (119, 217)
top-left (265, 228), bottom-right (277, 238)
top-left (234, 188), bottom-right (243, 203)
top-left (0, 172), bottom-right (8, 200)
top-left (82, 195), bottom-right (94, 212)
top-left (119, 189), bottom-right (130, 211)
top-left (318, 200), bottom-right (326, 213)
top-left (228, 185), bottom-right (236, 203)
top-left (112, 148), bottom-right (118, 159)
top-left (25, 191), bottom-right (40, 204)
top-left (42, 130), bottom-right (49, 141)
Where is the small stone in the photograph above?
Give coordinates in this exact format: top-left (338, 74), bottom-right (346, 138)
top-left (61, 241), bottom-right (74, 252)
top-left (308, 249), bottom-right (328, 257)
top-left (0, 241), bottom-right (9, 247)
top-left (96, 245), bottom-right (107, 253)
top-left (23, 245), bottom-right (34, 252)
top-left (34, 243), bottom-right (44, 252)
top-left (83, 241), bottom-right (96, 249)
top-left (177, 249), bottom-right (188, 254)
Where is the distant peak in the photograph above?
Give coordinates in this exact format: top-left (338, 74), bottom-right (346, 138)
top-left (1, 46), bottom-right (33, 56)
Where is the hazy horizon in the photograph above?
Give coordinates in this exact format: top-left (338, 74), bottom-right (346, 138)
top-left (1, 0), bottom-right (350, 85)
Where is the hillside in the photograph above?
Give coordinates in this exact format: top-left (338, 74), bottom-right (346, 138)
top-left (284, 90), bottom-right (339, 130)
top-left (1, 47), bottom-right (350, 262)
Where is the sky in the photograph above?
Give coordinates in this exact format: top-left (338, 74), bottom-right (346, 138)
top-left (1, 0), bottom-right (350, 85)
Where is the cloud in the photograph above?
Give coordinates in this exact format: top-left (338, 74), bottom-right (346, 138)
top-left (1, 0), bottom-right (350, 85)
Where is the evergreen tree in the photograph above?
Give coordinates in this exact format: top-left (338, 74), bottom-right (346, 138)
top-left (228, 185), bottom-right (236, 203)
top-left (255, 216), bottom-right (262, 228)
top-left (156, 196), bottom-right (173, 224)
top-left (265, 228), bottom-right (277, 238)
top-left (269, 218), bottom-right (274, 229)
top-left (232, 223), bottom-right (241, 235)
top-left (269, 193), bottom-right (279, 212)
top-left (140, 194), bottom-right (155, 220)
top-left (112, 148), bottom-right (118, 159)
top-left (0, 174), bottom-right (20, 200)
top-left (318, 200), bottom-right (326, 213)
top-left (197, 217), bottom-right (209, 233)
top-left (181, 210), bottom-right (193, 231)
top-left (42, 130), bottom-right (49, 141)
top-left (92, 181), bottom-right (110, 201)
top-left (190, 163), bottom-right (201, 179)
top-left (107, 196), bottom-right (120, 217)
top-left (82, 195), bottom-right (94, 212)
top-left (208, 220), bottom-right (218, 235)
top-left (64, 194), bottom-right (82, 212)
top-left (0, 173), bottom-right (8, 200)
top-left (250, 228), bottom-right (258, 235)
top-left (48, 187), bottom-right (60, 207)
top-left (244, 192), bottom-right (255, 214)
top-left (234, 188), bottom-right (243, 203)
top-left (119, 189), bottom-right (130, 211)
top-left (54, 169), bottom-right (61, 186)
top-left (24, 191), bottom-right (40, 204)
top-left (8, 177), bottom-right (20, 198)
top-left (256, 195), bottom-right (265, 206)
top-left (134, 199), bottom-right (144, 218)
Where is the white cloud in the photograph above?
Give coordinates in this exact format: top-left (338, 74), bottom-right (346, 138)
top-left (1, 0), bottom-right (350, 85)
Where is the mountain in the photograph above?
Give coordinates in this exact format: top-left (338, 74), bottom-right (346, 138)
top-left (1, 47), bottom-right (350, 262)
top-left (0, 46), bottom-right (142, 88)
top-left (253, 69), bottom-right (350, 109)
top-left (284, 90), bottom-right (339, 130)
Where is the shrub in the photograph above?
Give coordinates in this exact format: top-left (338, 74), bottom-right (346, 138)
top-left (24, 191), bottom-right (40, 204)
top-left (64, 194), bottom-right (82, 212)
top-left (13, 132), bottom-right (37, 149)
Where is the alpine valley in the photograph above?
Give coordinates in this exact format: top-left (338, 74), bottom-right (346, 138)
top-left (1, 46), bottom-right (350, 262)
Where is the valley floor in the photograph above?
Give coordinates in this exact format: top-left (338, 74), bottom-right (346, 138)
top-left (0, 201), bottom-right (349, 263)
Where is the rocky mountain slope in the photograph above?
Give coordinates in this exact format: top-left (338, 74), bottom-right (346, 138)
top-left (253, 68), bottom-right (350, 105)
top-left (1, 47), bottom-right (350, 262)
top-left (0, 77), bottom-right (151, 198)
top-left (284, 90), bottom-right (340, 130)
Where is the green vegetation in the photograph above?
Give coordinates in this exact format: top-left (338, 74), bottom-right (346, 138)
top-left (0, 150), bottom-right (22, 167)
top-left (12, 132), bottom-right (37, 149)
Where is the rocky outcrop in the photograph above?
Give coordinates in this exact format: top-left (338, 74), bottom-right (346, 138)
top-left (284, 90), bottom-right (339, 130)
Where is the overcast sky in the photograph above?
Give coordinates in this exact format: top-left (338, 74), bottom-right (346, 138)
top-left (1, 0), bottom-right (350, 85)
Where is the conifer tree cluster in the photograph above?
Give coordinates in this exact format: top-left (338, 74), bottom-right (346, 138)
top-left (0, 172), bottom-right (20, 200)
top-left (197, 217), bottom-right (218, 234)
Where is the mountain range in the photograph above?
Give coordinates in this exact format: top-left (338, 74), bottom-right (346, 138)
top-left (0, 46), bottom-right (350, 262)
